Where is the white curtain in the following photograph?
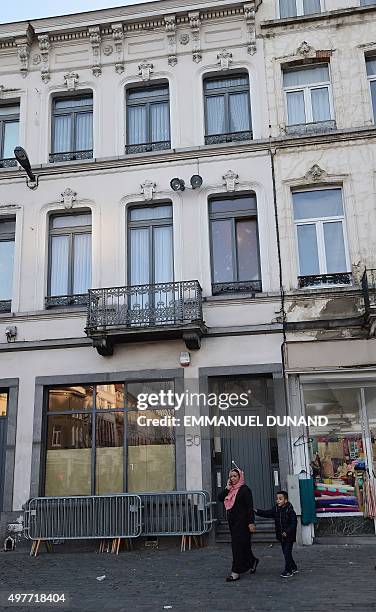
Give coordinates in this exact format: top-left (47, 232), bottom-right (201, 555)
top-left (323, 222), bottom-right (346, 273)
top-left (279, 0), bottom-right (297, 17)
top-left (206, 96), bottom-right (226, 135)
top-left (283, 65), bottom-right (329, 87)
top-left (287, 91), bottom-right (306, 125)
top-left (50, 235), bottom-right (69, 296)
top-left (76, 112), bottom-right (93, 151)
top-left (3, 121), bottom-right (19, 159)
top-left (0, 240), bottom-right (14, 300)
top-left (311, 87), bottom-right (330, 122)
top-left (293, 189), bottom-right (343, 220)
top-left (370, 81), bottom-right (376, 121)
top-left (53, 115), bottom-right (71, 153)
top-left (128, 106), bottom-right (147, 145)
top-left (211, 220), bottom-right (234, 283)
top-left (229, 93), bottom-right (250, 132)
top-left (130, 228), bottom-right (149, 285)
top-left (151, 102), bottom-right (170, 143)
top-left (297, 224), bottom-right (320, 276)
top-left (154, 226), bottom-right (173, 283)
top-left (73, 233), bottom-right (92, 293)
top-left (303, 0), bottom-right (321, 14)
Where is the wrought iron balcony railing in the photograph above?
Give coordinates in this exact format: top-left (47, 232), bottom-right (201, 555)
top-left (49, 150), bottom-right (93, 163)
top-left (361, 269), bottom-right (376, 314)
top-left (298, 273), bottom-right (352, 289)
top-left (86, 280), bottom-right (207, 355)
top-left (212, 280), bottom-right (262, 296)
top-left (205, 130), bottom-right (253, 145)
top-left (0, 300), bottom-right (11, 313)
top-left (125, 141), bottom-right (171, 155)
top-left (285, 120), bottom-right (336, 137)
top-left (0, 158), bottom-right (17, 169)
top-left (45, 294), bottom-right (89, 309)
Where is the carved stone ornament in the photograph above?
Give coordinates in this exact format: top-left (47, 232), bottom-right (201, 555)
top-left (165, 15), bottom-right (177, 67)
top-left (305, 164), bottom-right (326, 181)
top-left (112, 23), bottom-right (125, 73)
top-left (296, 41), bottom-right (314, 57)
top-left (15, 42), bottom-right (30, 77)
top-left (61, 188), bottom-right (77, 209)
top-left (223, 170), bottom-right (239, 192)
top-left (103, 45), bottom-right (113, 56)
top-left (189, 11), bottom-right (202, 63)
top-left (89, 25), bottom-right (102, 77)
top-left (138, 60), bottom-right (153, 81)
top-left (217, 49), bottom-right (233, 70)
top-left (141, 180), bottom-right (156, 201)
top-left (244, 2), bottom-right (258, 56)
top-left (64, 71), bottom-right (79, 91)
top-left (32, 54), bottom-right (41, 65)
top-left (38, 34), bottom-right (51, 83)
top-left (179, 33), bottom-right (190, 46)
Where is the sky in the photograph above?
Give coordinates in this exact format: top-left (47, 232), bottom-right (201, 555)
top-left (0, 0), bottom-right (154, 24)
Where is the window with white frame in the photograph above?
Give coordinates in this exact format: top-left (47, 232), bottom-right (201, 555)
top-left (366, 56), bottom-right (376, 122)
top-left (126, 84), bottom-right (171, 154)
top-left (283, 64), bottom-right (333, 127)
top-left (0, 218), bottom-right (15, 312)
top-left (0, 103), bottom-right (19, 168)
top-left (204, 73), bottom-right (252, 144)
top-left (279, 0), bottom-right (321, 18)
top-left (292, 188), bottom-right (351, 287)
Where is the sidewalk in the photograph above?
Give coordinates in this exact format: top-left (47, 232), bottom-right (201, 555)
top-left (1, 542), bottom-right (375, 611)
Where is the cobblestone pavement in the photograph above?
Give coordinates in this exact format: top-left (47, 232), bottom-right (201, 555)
top-left (0, 542), bottom-right (375, 612)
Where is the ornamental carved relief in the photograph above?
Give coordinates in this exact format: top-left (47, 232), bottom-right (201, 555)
top-left (189, 12), bottom-right (202, 63)
top-left (61, 188), bottom-right (77, 209)
top-left (89, 25), bottom-right (102, 77)
top-left (141, 180), bottom-right (156, 201)
top-left (38, 34), bottom-right (51, 83)
top-left (217, 49), bottom-right (233, 70)
top-left (138, 60), bottom-right (153, 81)
top-left (165, 16), bottom-right (177, 67)
top-left (112, 23), bottom-right (125, 74)
top-left (305, 164), bottom-right (327, 181)
top-left (64, 71), bottom-right (79, 91)
top-left (223, 170), bottom-right (239, 192)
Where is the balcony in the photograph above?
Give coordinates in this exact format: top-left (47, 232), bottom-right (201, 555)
top-left (285, 120), bottom-right (336, 137)
top-left (49, 150), bottom-right (93, 163)
top-left (86, 280), bottom-right (207, 356)
top-left (0, 158), bottom-right (17, 169)
top-left (361, 269), bottom-right (376, 337)
top-left (212, 280), bottom-right (262, 296)
top-left (125, 140), bottom-right (171, 155)
top-left (204, 130), bottom-right (253, 145)
top-left (0, 300), bottom-right (11, 313)
top-left (45, 294), bottom-right (89, 309)
top-left (298, 273), bottom-right (352, 289)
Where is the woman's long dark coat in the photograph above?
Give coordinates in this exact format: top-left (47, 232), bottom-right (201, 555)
top-left (218, 484), bottom-right (256, 574)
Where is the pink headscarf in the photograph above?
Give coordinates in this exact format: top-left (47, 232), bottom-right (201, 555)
top-left (224, 469), bottom-right (245, 510)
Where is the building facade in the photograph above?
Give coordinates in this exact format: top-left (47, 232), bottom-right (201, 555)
top-left (0, 0), bottom-right (375, 544)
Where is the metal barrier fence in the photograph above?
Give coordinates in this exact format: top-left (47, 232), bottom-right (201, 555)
top-left (24, 494), bottom-right (142, 541)
top-left (139, 491), bottom-right (215, 536)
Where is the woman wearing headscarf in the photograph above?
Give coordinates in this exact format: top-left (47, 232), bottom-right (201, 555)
top-left (218, 468), bottom-right (258, 582)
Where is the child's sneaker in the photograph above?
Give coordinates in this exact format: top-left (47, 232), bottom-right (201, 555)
top-left (292, 569), bottom-right (299, 574)
top-left (280, 571), bottom-right (293, 578)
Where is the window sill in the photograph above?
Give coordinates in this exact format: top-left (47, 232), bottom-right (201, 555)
top-left (205, 291), bottom-right (279, 303)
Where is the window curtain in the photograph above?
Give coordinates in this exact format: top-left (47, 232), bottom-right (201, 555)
top-left (130, 228), bottom-right (149, 285)
top-left (150, 102), bottom-right (170, 143)
top-left (50, 235), bottom-right (69, 296)
top-left (0, 240), bottom-right (14, 300)
top-left (73, 233), bottom-right (92, 294)
top-left (297, 224), bottom-right (320, 276)
top-left (283, 65), bottom-right (329, 87)
top-left (53, 115), bottom-right (71, 153)
top-left (370, 81), bottom-right (376, 122)
top-left (211, 219), bottom-right (234, 283)
top-left (279, 0), bottom-right (297, 17)
top-left (206, 96), bottom-right (226, 135)
top-left (128, 106), bottom-right (147, 145)
top-left (3, 121), bottom-right (19, 159)
top-left (153, 226), bottom-right (173, 283)
top-left (76, 112), bottom-right (93, 151)
top-left (287, 91), bottom-right (306, 125)
top-left (229, 93), bottom-right (250, 132)
top-left (311, 87), bottom-right (331, 122)
top-left (323, 222), bottom-right (346, 273)
top-left (303, 0), bottom-right (320, 14)
top-left (236, 220), bottom-right (259, 281)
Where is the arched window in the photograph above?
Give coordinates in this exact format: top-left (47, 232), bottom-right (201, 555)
top-left (126, 83), bottom-right (171, 154)
top-left (50, 93), bottom-right (93, 163)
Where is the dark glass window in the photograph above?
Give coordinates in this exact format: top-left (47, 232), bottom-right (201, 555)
top-left (0, 104), bottom-right (19, 168)
top-left (0, 218), bottom-right (15, 312)
top-left (204, 74), bottom-right (252, 144)
top-left (50, 95), bottom-right (93, 162)
top-left (126, 85), bottom-right (171, 154)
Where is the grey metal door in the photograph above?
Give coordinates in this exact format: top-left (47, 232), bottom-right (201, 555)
top-left (0, 415), bottom-right (7, 510)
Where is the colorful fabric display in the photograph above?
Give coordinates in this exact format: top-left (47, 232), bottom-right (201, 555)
top-left (316, 506), bottom-right (359, 513)
top-left (315, 497), bottom-right (358, 508)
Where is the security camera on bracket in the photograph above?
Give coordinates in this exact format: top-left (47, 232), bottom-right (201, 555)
top-left (170, 175), bottom-right (203, 192)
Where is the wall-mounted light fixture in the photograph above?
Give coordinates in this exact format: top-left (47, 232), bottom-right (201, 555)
top-left (190, 175), bottom-right (203, 189)
top-left (14, 147), bottom-right (39, 190)
top-left (170, 177), bottom-right (185, 192)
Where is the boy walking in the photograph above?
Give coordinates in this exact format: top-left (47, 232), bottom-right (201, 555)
top-left (255, 490), bottom-right (298, 578)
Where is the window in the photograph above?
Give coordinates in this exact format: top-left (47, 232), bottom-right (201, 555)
top-left (50, 95), bottom-right (93, 163)
top-left (360, 0), bottom-right (376, 6)
top-left (0, 104), bottom-right (19, 168)
top-left (292, 188), bottom-right (351, 287)
top-left (283, 64), bottom-right (335, 133)
top-left (0, 218), bottom-right (15, 312)
top-left (47, 212), bottom-right (92, 307)
top-left (209, 195), bottom-right (261, 295)
top-left (204, 74), bottom-right (252, 144)
top-left (126, 85), bottom-right (171, 154)
top-left (44, 382), bottom-right (175, 496)
top-left (279, 0), bottom-right (321, 17)
top-left (366, 57), bottom-right (376, 123)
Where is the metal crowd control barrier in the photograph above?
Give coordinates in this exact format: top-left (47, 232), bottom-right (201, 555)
top-left (139, 491), bottom-right (215, 536)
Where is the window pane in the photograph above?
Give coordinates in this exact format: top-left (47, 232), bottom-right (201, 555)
top-left (73, 233), bottom-right (91, 294)
top-left (370, 80), bottom-right (376, 122)
top-left (130, 228), bottom-right (149, 285)
top-left (323, 222), bottom-right (347, 273)
top-left (365, 388), bottom-right (376, 477)
top-left (0, 240), bottom-right (14, 300)
top-left (127, 105), bottom-right (147, 144)
top-left (211, 219), bottom-right (234, 283)
top-left (96, 384), bottom-right (125, 410)
top-left (130, 205), bottom-right (172, 221)
top-left (126, 380), bottom-right (174, 409)
top-left (50, 235), bottom-right (69, 296)
top-left (2, 121), bottom-right (19, 158)
top-left (127, 408), bottom-right (175, 492)
top-left (54, 97), bottom-right (92, 109)
top-left (311, 87), bottom-right (331, 122)
top-left (52, 214), bottom-right (91, 228)
top-left (154, 225), bottom-right (173, 283)
top-left (0, 220), bottom-right (15, 236)
top-left (48, 386), bottom-right (94, 412)
top-left (283, 65), bottom-right (329, 87)
top-left (127, 87), bottom-right (169, 101)
top-left (366, 58), bottom-right (376, 77)
top-left (286, 91), bottom-right (306, 125)
top-left (0, 105), bottom-right (19, 117)
top-left (0, 392), bottom-right (7, 417)
top-left (45, 413), bottom-right (92, 496)
top-left (236, 219), bottom-right (259, 281)
top-left (150, 101), bottom-right (170, 142)
top-left (205, 76), bottom-right (248, 90)
top-left (53, 115), bottom-right (71, 153)
top-left (303, 0), bottom-right (320, 14)
top-left (293, 189), bottom-right (343, 220)
top-left (297, 224), bottom-right (320, 276)
top-left (279, 0), bottom-right (297, 17)
top-left (75, 112), bottom-right (93, 150)
top-left (361, 0), bottom-right (376, 5)
top-left (96, 412), bottom-right (124, 495)
top-left (206, 96), bottom-right (226, 135)
top-left (210, 195), bottom-right (257, 215)
top-left (229, 92), bottom-right (250, 132)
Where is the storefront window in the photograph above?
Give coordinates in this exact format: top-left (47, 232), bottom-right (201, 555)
top-left (0, 392), bottom-right (7, 417)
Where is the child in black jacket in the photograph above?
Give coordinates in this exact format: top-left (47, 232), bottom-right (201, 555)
top-left (255, 490), bottom-right (298, 578)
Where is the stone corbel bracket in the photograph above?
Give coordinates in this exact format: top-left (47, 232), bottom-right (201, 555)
top-left (14, 27), bottom-right (33, 77)
top-left (189, 12), bottom-right (202, 63)
top-left (244, 1), bottom-right (260, 56)
top-left (165, 15), bottom-right (177, 67)
top-left (89, 26), bottom-right (102, 77)
top-left (38, 34), bottom-right (51, 83)
top-left (112, 23), bottom-right (125, 74)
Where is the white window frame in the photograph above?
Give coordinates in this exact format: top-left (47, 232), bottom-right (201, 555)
top-left (366, 57), bottom-right (376, 123)
top-left (283, 64), bottom-right (334, 126)
top-left (278, 0), bottom-right (322, 18)
top-left (293, 188), bottom-right (351, 281)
